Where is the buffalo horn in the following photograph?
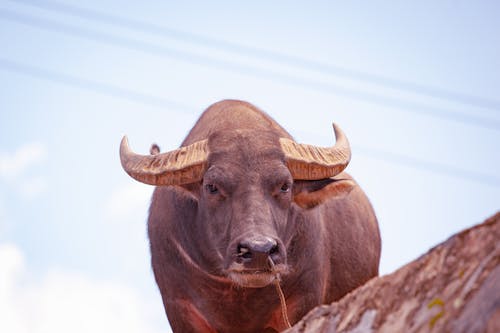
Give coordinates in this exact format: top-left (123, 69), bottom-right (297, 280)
top-left (280, 123), bottom-right (351, 180)
top-left (120, 136), bottom-right (209, 186)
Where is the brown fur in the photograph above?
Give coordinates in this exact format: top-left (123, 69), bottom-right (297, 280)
top-left (146, 100), bottom-right (381, 332)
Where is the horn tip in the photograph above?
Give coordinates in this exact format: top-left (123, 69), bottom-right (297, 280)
top-left (331, 123), bottom-right (343, 139)
top-left (119, 136), bottom-right (131, 165)
top-left (120, 136), bottom-right (131, 151)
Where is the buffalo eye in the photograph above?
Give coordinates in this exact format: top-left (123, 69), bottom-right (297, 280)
top-left (280, 183), bottom-right (290, 193)
top-left (205, 184), bottom-right (219, 194)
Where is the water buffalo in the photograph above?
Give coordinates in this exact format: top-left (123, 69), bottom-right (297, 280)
top-left (120, 100), bottom-right (381, 332)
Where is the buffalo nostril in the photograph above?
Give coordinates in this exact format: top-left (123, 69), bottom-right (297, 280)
top-left (237, 245), bottom-right (253, 259)
top-left (269, 244), bottom-right (279, 255)
top-left (236, 237), bottom-right (281, 267)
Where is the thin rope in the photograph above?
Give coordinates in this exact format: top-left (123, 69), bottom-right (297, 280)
top-left (268, 257), bottom-right (292, 329)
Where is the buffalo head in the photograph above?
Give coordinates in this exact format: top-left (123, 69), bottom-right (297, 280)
top-left (120, 116), bottom-right (353, 288)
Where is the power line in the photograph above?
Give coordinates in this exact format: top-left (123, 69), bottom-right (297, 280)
top-left (355, 146), bottom-right (500, 188)
top-left (0, 58), bottom-right (498, 188)
top-left (0, 58), bottom-right (197, 112)
top-left (0, 9), bottom-right (498, 132)
top-left (11, 0), bottom-right (500, 112)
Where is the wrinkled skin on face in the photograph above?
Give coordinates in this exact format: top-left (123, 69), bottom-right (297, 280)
top-left (141, 100), bottom-right (381, 333)
top-left (199, 130), bottom-right (292, 287)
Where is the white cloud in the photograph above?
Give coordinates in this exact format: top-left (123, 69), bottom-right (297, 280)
top-left (0, 197), bottom-right (6, 232)
top-left (0, 244), bottom-right (27, 333)
top-left (0, 243), bottom-right (167, 333)
top-left (105, 182), bottom-right (153, 221)
top-left (0, 142), bottom-right (48, 199)
top-left (0, 142), bottom-right (47, 181)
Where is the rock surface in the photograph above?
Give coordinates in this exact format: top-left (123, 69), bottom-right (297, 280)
top-left (285, 212), bottom-right (500, 333)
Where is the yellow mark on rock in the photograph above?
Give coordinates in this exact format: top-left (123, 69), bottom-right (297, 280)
top-left (427, 298), bottom-right (445, 328)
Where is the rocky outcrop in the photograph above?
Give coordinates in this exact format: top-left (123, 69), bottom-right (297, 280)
top-left (286, 212), bottom-right (500, 333)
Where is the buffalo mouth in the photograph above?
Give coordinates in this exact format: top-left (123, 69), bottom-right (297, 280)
top-left (226, 264), bottom-right (288, 288)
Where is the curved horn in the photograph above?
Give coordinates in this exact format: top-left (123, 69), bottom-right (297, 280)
top-left (280, 123), bottom-right (351, 180)
top-left (120, 136), bottom-right (209, 186)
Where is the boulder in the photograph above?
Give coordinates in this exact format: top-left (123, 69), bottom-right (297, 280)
top-left (285, 212), bottom-right (500, 333)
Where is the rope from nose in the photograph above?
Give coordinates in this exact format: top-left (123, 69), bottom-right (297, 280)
top-left (268, 257), bottom-right (292, 329)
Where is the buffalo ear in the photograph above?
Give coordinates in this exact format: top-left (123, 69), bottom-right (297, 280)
top-left (179, 182), bottom-right (202, 199)
top-left (293, 178), bottom-right (356, 209)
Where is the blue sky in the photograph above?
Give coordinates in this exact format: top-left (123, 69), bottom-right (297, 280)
top-left (1, 1), bottom-right (499, 332)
